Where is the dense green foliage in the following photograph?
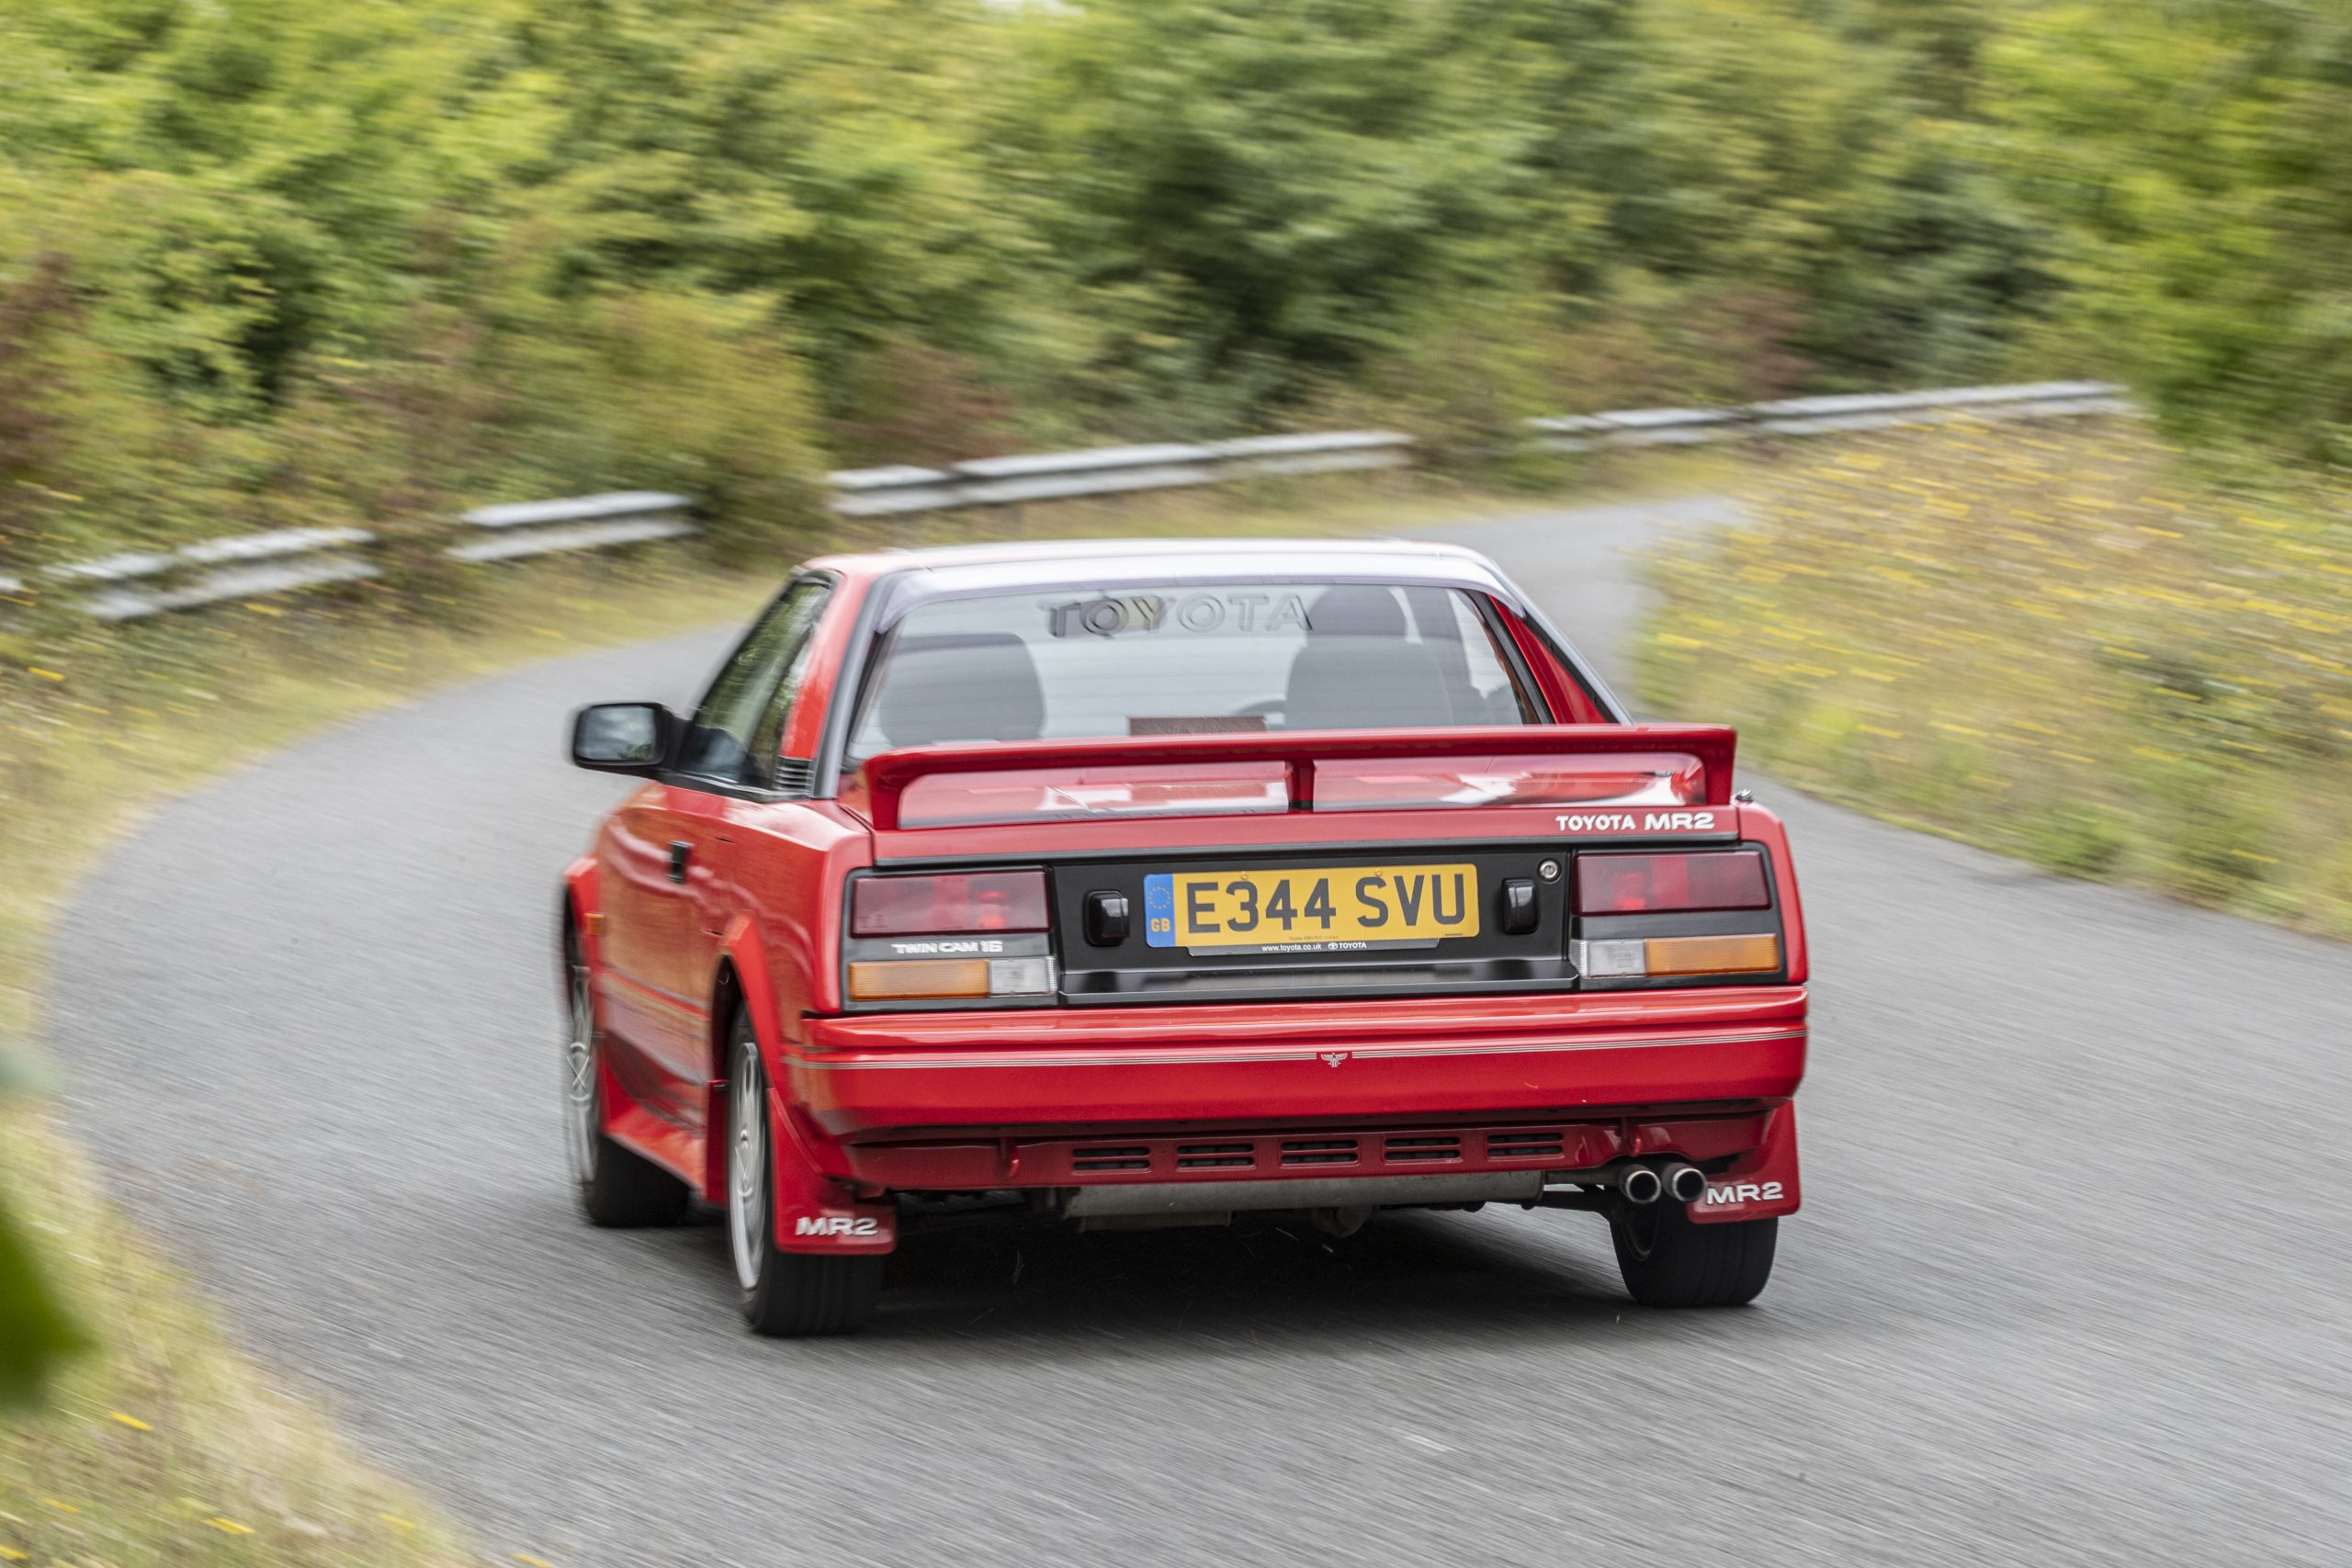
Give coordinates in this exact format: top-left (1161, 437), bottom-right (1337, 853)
top-left (1, 0), bottom-right (2346, 572)
top-left (1987, 2), bottom-right (2352, 464)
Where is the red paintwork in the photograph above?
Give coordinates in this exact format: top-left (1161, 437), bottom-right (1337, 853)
top-left (790, 989), bottom-right (1805, 1139)
top-left (1685, 1100), bottom-right (1801, 1224)
top-left (1500, 608), bottom-right (1608, 723)
top-left (566, 545), bottom-right (1810, 1255)
top-left (767, 1087), bottom-right (898, 1254)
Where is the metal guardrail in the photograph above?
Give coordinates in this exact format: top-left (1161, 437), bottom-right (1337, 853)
top-left (449, 491), bottom-right (697, 564)
top-left (7, 382), bottom-right (2126, 621)
top-left (1522, 379), bottom-right (2131, 450)
top-left (4, 495), bottom-right (695, 621)
top-left (828, 430), bottom-right (1415, 517)
top-left (838, 380), bottom-right (2125, 507)
top-left (23, 527), bottom-right (381, 624)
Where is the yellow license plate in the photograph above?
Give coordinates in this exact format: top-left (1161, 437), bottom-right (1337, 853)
top-left (1143, 864), bottom-right (1481, 953)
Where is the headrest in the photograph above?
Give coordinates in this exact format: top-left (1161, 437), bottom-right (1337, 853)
top-left (873, 632), bottom-right (1046, 748)
top-left (1305, 584), bottom-right (1408, 637)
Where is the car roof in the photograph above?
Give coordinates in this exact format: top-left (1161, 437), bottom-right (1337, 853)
top-left (803, 536), bottom-right (1532, 626)
top-left (810, 535), bottom-right (1495, 570)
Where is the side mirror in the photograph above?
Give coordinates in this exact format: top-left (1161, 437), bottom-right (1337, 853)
top-left (571, 702), bottom-right (675, 777)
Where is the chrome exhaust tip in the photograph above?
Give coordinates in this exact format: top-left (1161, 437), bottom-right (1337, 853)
top-left (1619, 1165), bottom-right (1664, 1206)
top-left (1662, 1163), bottom-right (1709, 1204)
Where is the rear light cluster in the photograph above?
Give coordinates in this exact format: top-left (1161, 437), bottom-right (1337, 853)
top-left (1574, 850), bottom-right (1770, 914)
top-left (1570, 849), bottom-right (1781, 982)
top-left (846, 871), bottom-right (1056, 1004)
top-left (841, 850), bottom-right (1780, 1003)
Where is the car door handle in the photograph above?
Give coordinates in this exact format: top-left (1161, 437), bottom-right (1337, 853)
top-left (667, 841), bottom-right (691, 884)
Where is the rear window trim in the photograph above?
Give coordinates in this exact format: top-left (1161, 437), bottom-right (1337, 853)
top-left (860, 552), bottom-right (1532, 629)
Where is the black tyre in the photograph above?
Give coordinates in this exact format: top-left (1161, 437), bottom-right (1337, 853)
top-left (565, 927), bottom-right (690, 1227)
top-left (726, 1010), bottom-right (882, 1337)
top-left (1610, 1201), bottom-right (1777, 1308)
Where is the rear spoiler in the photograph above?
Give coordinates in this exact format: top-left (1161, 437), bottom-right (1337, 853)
top-left (850, 725), bottom-right (1736, 831)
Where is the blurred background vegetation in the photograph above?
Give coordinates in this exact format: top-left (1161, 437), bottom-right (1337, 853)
top-left (4, 0), bottom-right (2350, 1540)
top-left (1, 0), bottom-right (2343, 579)
top-left (1641, 420), bottom-right (2352, 934)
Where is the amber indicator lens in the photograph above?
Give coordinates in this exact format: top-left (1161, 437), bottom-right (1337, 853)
top-left (847, 957), bottom-right (1054, 1001)
top-left (1574, 850), bottom-right (1770, 915)
top-left (852, 870), bottom-right (1050, 936)
top-left (847, 960), bottom-right (991, 1000)
top-left (1644, 933), bottom-right (1781, 976)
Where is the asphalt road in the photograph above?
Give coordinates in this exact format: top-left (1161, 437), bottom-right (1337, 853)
top-left (52, 498), bottom-right (2352, 1566)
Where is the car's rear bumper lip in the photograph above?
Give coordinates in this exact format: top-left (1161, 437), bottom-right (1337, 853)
top-left (788, 985), bottom-right (1806, 1137)
top-left (793, 1025), bottom-right (1801, 1072)
top-left (831, 1104), bottom-right (1791, 1195)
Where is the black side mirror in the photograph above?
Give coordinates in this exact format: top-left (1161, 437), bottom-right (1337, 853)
top-left (571, 702), bottom-right (675, 777)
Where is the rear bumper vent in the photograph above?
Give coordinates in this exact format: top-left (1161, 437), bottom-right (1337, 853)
top-left (1487, 1130), bottom-right (1567, 1160)
top-left (854, 1113), bottom-right (1765, 1191)
top-left (1176, 1141), bottom-right (1256, 1170)
top-left (1073, 1145), bottom-right (1152, 1173)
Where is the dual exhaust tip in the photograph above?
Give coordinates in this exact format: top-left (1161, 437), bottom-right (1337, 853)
top-left (1618, 1162), bottom-right (1708, 1207)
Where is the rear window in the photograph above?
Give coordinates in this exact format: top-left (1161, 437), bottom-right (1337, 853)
top-left (846, 582), bottom-right (1536, 765)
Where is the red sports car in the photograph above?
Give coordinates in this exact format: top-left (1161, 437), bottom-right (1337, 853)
top-left (563, 539), bottom-right (1806, 1335)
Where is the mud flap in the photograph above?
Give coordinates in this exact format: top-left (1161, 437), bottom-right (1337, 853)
top-left (766, 1091), bottom-right (897, 1255)
top-left (1687, 1101), bottom-right (1801, 1224)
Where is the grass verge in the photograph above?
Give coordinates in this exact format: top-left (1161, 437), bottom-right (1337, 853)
top-left (0, 458), bottom-right (1724, 1564)
top-left (0, 547), bottom-right (776, 1567)
top-left (1635, 419), bottom-right (2352, 936)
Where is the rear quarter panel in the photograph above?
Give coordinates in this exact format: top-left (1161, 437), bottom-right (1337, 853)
top-left (717, 799), bottom-right (874, 1025)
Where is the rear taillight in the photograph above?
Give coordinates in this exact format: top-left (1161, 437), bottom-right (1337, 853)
top-left (851, 870), bottom-right (1049, 936)
top-left (1574, 850), bottom-right (1770, 914)
top-left (846, 869), bottom-right (1057, 1005)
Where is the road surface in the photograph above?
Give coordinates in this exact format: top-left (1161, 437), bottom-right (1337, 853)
top-left (53, 498), bottom-right (2352, 1565)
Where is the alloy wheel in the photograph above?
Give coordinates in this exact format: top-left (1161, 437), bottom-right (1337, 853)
top-left (728, 1029), bottom-right (767, 1292)
top-left (563, 948), bottom-right (598, 1185)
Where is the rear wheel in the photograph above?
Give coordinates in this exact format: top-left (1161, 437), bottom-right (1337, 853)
top-left (566, 926), bottom-right (689, 1227)
top-left (727, 1011), bottom-right (882, 1337)
top-left (1610, 1201), bottom-right (1777, 1308)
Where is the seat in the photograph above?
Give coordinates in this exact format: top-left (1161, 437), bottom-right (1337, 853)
top-left (1283, 586), bottom-right (1457, 730)
top-left (872, 633), bottom-right (1047, 748)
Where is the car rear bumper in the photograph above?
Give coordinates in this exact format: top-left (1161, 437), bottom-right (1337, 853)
top-left (825, 1101), bottom-right (1793, 1202)
top-left (787, 985), bottom-right (1805, 1143)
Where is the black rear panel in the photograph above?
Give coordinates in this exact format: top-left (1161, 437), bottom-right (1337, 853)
top-left (1051, 847), bottom-right (1572, 1005)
